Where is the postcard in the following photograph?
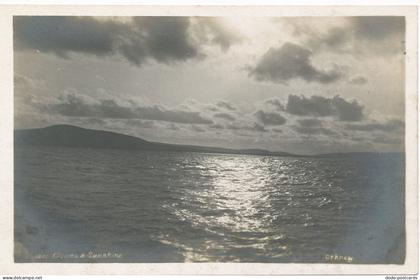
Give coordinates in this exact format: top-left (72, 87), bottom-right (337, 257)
top-left (0, 5), bottom-right (417, 275)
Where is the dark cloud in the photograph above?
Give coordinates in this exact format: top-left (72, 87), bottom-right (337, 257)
top-left (14, 17), bottom-right (117, 57)
top-left (286, 94), bottom-right (364, 122)
top-left (128, 17), bottom-right (198, 64)
top-left (214, 112), bottom-right (236, 121)
top-left (286, 95), bottom-right (333, 116)
top-left (349, 75), bottom-right (368, 85)
top-left (254, 110), bottom-right (287, 126)
top-left (49, 94), bottom-right (213, 124)
top-left (331, 96), bottom-right (364, 121)
top-left (248, 42), bottom-right (342, 84)
top-left (345, 119), bottom-right (404, 132)
top-left (14, 16), bottom-right (203, 66)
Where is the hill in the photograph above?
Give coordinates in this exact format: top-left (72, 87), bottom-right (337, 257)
top-left (14, 124), bottom-right (296, 157)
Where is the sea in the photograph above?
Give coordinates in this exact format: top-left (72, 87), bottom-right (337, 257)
top-left (14, 145), bottom-right (405, 263)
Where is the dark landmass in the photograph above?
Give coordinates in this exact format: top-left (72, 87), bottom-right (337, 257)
top-left (14, 124), bottom-right (297, 157)
top-left (15, 124), bottom-right (401, 157)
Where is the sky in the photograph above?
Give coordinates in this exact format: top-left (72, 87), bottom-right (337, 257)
top-left (13, 16), bottom-right (405, 155)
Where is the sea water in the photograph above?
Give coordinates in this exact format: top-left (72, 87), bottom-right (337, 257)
top-left (14, 146), bottom-right (405, 263)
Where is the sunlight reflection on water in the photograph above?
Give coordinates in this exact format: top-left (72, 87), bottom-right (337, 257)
top-left (15, 147), bottom-right (405, 263)
top-left (161, 155), bottom-right (299, 261)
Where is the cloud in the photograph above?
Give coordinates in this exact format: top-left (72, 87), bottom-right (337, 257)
top-left (125, 119), bottom-right (156, 128)
top-left (14, 74), bottom-right (46, 99)
top-left (166, 123), bottom-right (181, 130)
top-left (14, 17), bottom-right (117, 57)
top-left (190, 125), bottom-right (206, 133)
top-left (286, 95), bottom-right (333, 117)
top-left (203, 100), bottom-right (237, 114)
top-left (246, 123), bottom-right (267, 132)
top-left (286, 94), bottom-right (364, 121)
top-left (209, 123), bottom-right (224, 129)
top-left (216, 100), bottom-right (236, 111)
top-left (297, 118), bottom-right (323, 127)
top-left (292, 117), bottom-right (334, 135)
top-left (85, 118), bottom-right (106, 125)
top-left (48, 93), bottom-right (213, 124)
top-left (292, 126), bottom-right (335, 135)
top-left (372, 135), bottom-right (403, 145)
top-left (14, 74), bottom-right (35, 89)
top-left (14, 16), bottom-right (214, 66)
top-left (345, 119), bottom-right (404, 132)
top-left (191, 18), bottom-right (243, 51)
top-left (254, 110), bottom-right (287, 126)
top-left (265, 98), bottom-right (284, 110)
top-left (349, 75), bottom-right (368, 85)
top-left (315, 26), bottom-right (348, 50)
top-left (350, 17), bottom-right (405, 43)
top-left (14, 77), bottom-right (37, 106)
top-left (214, 112), bottom-right (236, 121)
top-left (226, 123), bottom-right (268, 132)
top-left (286, 16), bottom-right (405, 55)
top-left (331, 96), bottom-right (364, 121)
top-left (126, 17), bottom-right (198, 65)
top-left (248, 42), bottom-right (342, 84)
top-left (251, 123), bottom-right (268, 132)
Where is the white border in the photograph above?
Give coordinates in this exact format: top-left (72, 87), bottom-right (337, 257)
top-left (0, 5), bottom-right (417, 275)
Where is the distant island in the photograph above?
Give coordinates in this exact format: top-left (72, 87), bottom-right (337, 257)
top-left (14, 124), bottom-right (298, 157)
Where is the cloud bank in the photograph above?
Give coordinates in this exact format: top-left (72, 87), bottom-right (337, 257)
top-left (14, 16), bottom-right (242, 66)
top-left (285, 95), bottom-right (364, 121)
top-left (49, 94), bottom-right (213, 124)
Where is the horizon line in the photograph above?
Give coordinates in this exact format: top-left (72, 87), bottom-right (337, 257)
top-left (14, 123), bottom-right (405, 156)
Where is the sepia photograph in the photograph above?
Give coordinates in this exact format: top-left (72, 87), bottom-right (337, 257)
top-left (0, 4), bottom-right (418, 276)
